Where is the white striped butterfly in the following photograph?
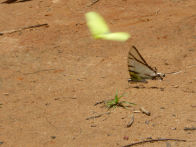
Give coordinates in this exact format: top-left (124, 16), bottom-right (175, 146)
top-left (128, 46), bottom-right (165, 82)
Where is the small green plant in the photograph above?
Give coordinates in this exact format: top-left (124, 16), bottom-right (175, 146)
top-left (105, 91), bottom-right (135, 109)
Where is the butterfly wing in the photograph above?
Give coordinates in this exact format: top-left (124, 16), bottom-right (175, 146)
top-left (85, 11), bottom-right (130, 41)
top-left (128, 46), bottom-right (157, 82)
top-left (99, 32), bottom-right (130, 42)
top-left (85, 11), bottom-right (110, 39)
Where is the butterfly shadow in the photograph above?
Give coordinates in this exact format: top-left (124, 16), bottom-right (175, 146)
top-left (127, 83), bottom-right (165, 91)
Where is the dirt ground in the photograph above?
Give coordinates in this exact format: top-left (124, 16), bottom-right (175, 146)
top-left (0, 0), bottom-right (196, 146)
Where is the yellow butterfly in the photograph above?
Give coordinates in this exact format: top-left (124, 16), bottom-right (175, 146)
top-left (128, 46), bottom-right (165, 82)
top-left (85, 11), bottom-right (130, 42)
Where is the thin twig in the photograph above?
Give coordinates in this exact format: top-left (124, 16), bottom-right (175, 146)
top-left (122, 138), bottom-right (186, 147)
top-left (165, 64), bottom-right (196, 75)
top-left (0, 23), bottom-right (48, 35)
top-left (165, 71), bottom-right (183, 75)
top-left (94, 99), bottom-right (113, 106)
top-left (1, 0), bottom-right (17, 4)
top-left (184, 127), bottom-right (196, 131)
top-left (127, 114), bottom-right (134, 128)
top-left (187, 119), bottom-right (196, 123)
top-left (140, 107), bottom-right (151, 116)
top-left (23, 69), bottom-right (55, 75)
top-left (2, 0), bottom-right (32, 4)
top-left (187, 64), bottom-right (196, 69)
top-left (94, 100), bottom-right (105, 106)
top-left (87, 0), bottom-right (99, 7)
top-left (86, 112), bottom-right (110, 120)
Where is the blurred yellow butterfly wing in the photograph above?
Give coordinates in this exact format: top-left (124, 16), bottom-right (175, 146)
top-left (85, 11), bottom-right (110, 38)
top-left (99, 32), bottom-right (130, 41)
top-left (85, 11), bottom-right (130, 41)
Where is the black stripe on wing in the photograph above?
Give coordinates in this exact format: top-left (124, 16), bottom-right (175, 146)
top-left (128, 46), bottom-right (156, 73)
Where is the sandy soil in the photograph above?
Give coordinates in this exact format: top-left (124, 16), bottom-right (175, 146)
top-left (0, 0), bottom-right (196, 146)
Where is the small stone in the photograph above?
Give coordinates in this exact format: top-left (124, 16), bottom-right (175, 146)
top-left (172, 85), bottom-right (179, 88)
top-left (171, 127), bottom-right (177, 130)
top-left (189, 48), bottom-right (195, 52)
top-left (145, 120), bottom-right (150, 125)
top-left (160, 88), bottom-right (164, 91)
top-left (51, 136), bottom-right (56, 139)
top-left (45, 103), bottom-right (50, 106)
top-left (172, 114), bottom-right (176, 117)
top-left (123, 136), bottom-right (129, 140)
top-left (91, 124), bottom-right (96, 127)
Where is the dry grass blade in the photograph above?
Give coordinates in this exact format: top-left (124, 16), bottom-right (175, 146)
top-left (127, 114), bottom-right (134, 128)
top-left (0, 23), bottom-right (48, 35)
top-left (184, 127), bottom-right (196, 131)
top-left (140, 107), bottom-right (151, 116)
top-left (122, 138), bottom-right (186, 147)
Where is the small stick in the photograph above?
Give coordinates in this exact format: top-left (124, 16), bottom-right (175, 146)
top-left (23, 68), bottom-right (55, 75)
top-left (127, 114), bottom-right (134, 128)
top-left (94, 100), bottom-right (105, 106)
top-left (184, 127), bottom-right (196, 131)
top-left (187, 64), bottom-right (196, 69)
top-left (86, 112), bottom-right (110, 120)
top-left (1, 0), bottom-right (17, 4)
top-left (133, 110), bottom-right (141, 113)
top-left (187, 119), bottom-right (196, 122)
top-left (122, 138), bottom-right (186, 147)
top-left (94, 99), bottom-right (113, 106)
top-left (140, 107), bottom-right (151, 116)
top-left (165, 71), bottom-right (182, 75)
top-left (0, 23), bottom-right (48, 35)
top-left (87, 0), bottom-right (99, 7)
top-left (165, 64), bottom-right (196, 75)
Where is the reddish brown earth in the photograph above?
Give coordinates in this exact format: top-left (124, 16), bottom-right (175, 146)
top-left (0, 0), bottom-right (196, 146)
